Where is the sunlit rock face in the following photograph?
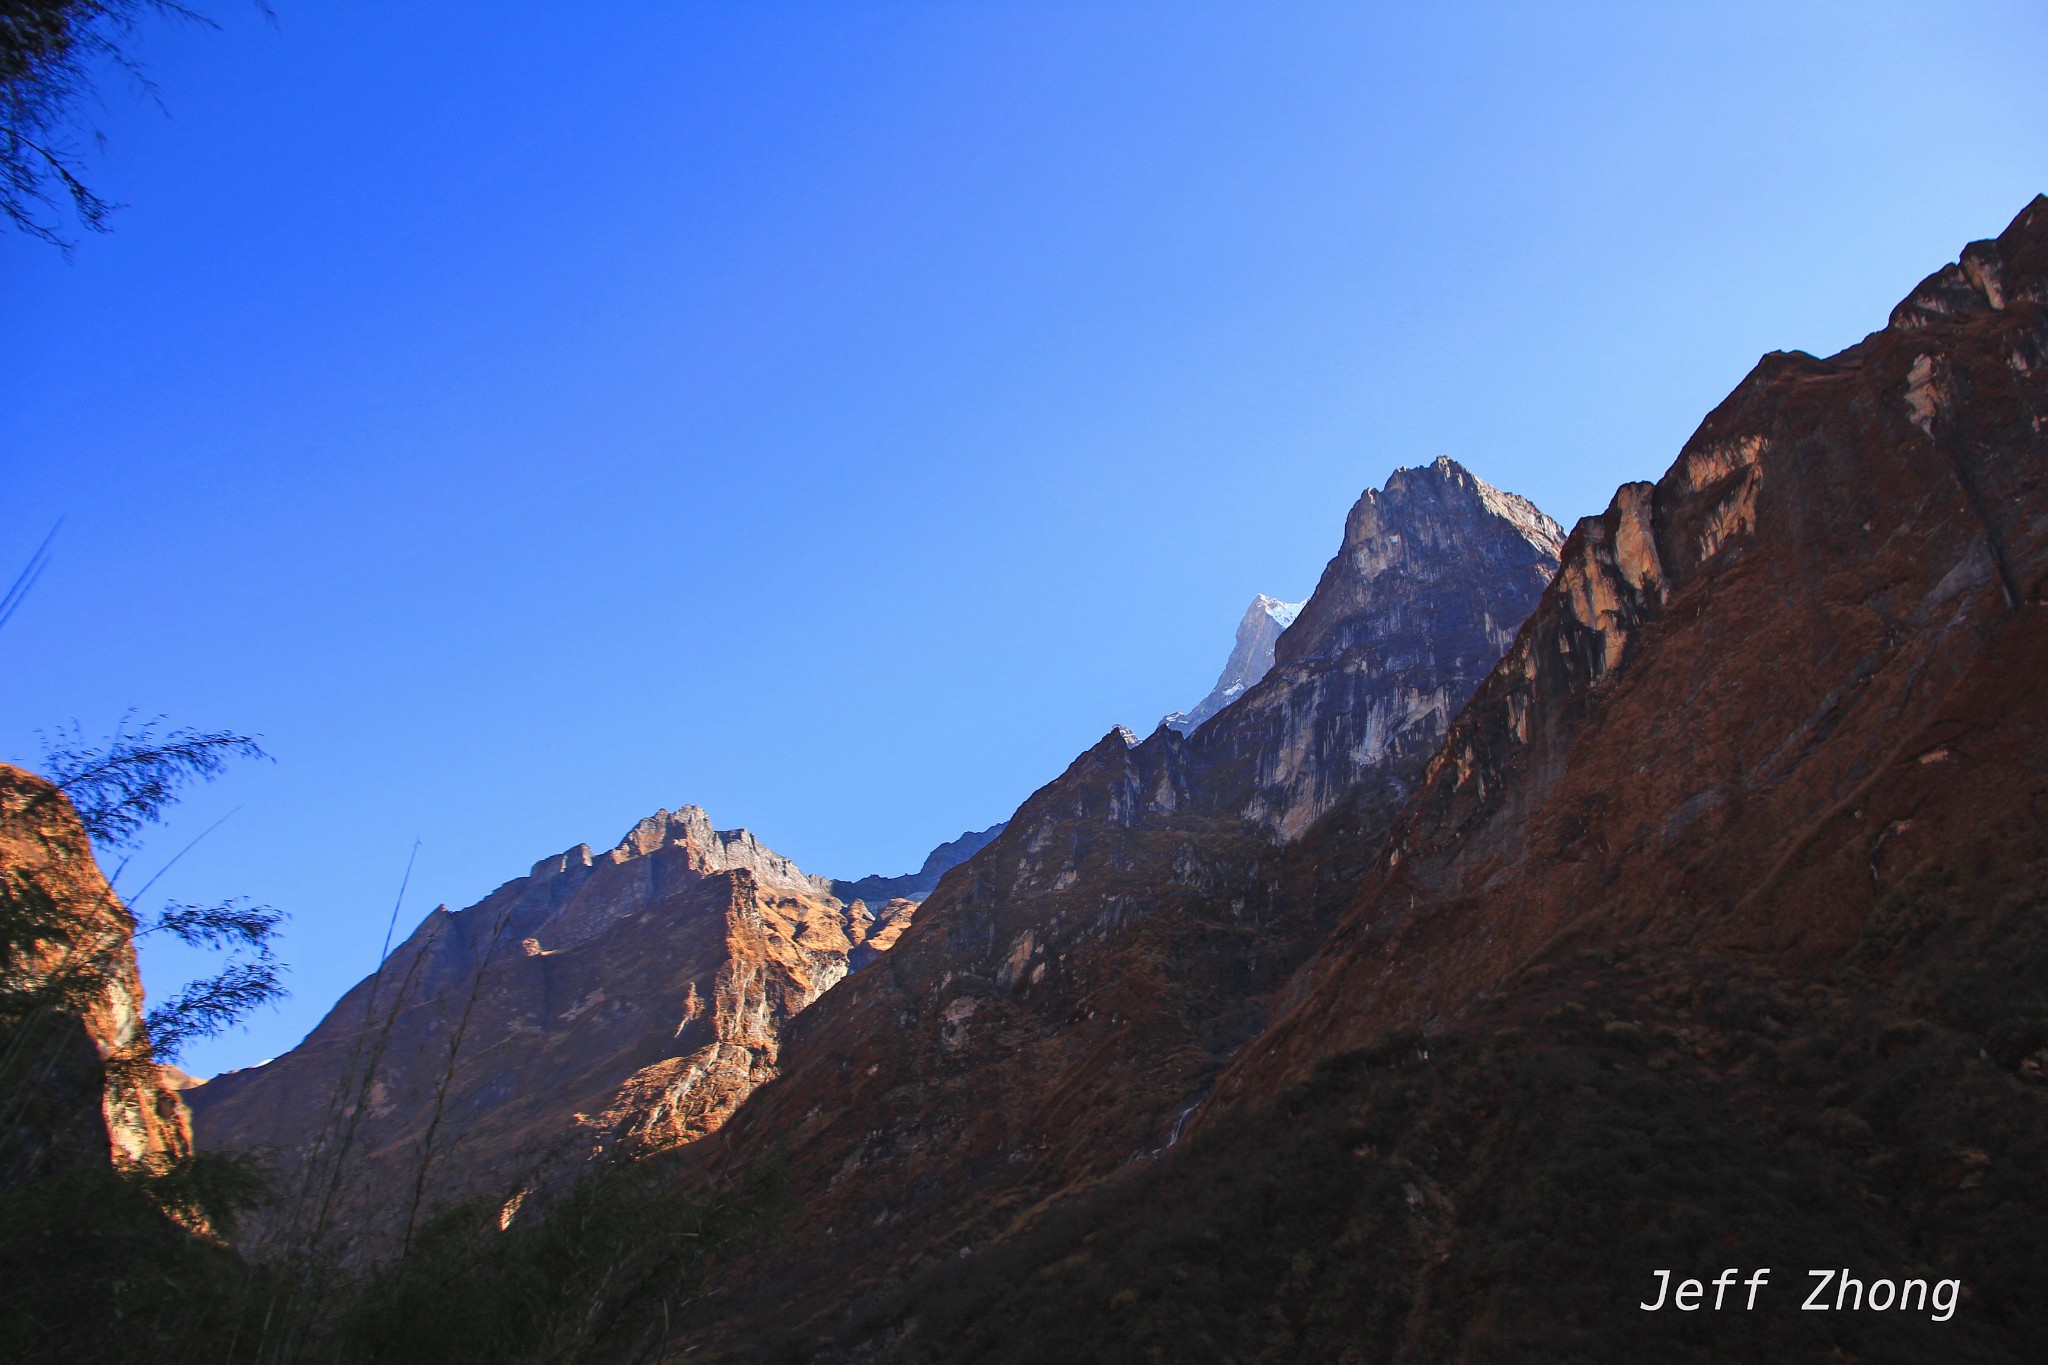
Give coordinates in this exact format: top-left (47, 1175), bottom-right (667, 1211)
top-left (0, 764), bottom-right (192, 1186)
top-left (845, 897), bottom-right (920, 971)
top-left (188, 807), bottom-right (895, 1261)
top-left (696, 458), bottom-right (1562, 1332)
top-left (670, 196), bottom-right (2048, 1365)
top-left (1222, 193), bottom-right (2048, 1109)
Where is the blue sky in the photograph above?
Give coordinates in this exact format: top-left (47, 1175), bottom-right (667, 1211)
top-left (3, 1), bottom-right (2044, 1077)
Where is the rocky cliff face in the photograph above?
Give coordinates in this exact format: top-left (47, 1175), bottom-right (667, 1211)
top-left (189, 807), bottom-right (888, 1259)
top-left (698, 198), bottom-right (2048, 1363)
top-left (1162, 594), bottom-right (1302, 736)
top-left (1231, 457), bottom-right (1564, 839)
top-left (1218, 193), bottom-right (2048, 1109)
top-left (0, 763), bottom-right (191, 1185)
top-left (693, 458), bottom-right (1561, 1342)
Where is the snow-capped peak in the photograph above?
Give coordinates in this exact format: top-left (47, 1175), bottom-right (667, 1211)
top-left (1161, 594), bottom-right (1306, 736)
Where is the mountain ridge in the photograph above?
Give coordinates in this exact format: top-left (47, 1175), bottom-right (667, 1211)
top-left (1217, 193), bottom-right (2048, 1113)
top-left (684, 457), bottom-right (1565, 1350)
top-left (189, 805), bottom-right (959, 1260)
top-left (677, 194), bottom-right (2048, 1363)
top-left (831, 823), bottom-right (1009, 907)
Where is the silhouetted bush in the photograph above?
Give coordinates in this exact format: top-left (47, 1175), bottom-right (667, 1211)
top-left (327, 1155), bottom-right (787, 1365)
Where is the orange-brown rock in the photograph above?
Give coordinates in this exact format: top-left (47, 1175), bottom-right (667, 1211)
top-left (847, 897), bottom-right (920, 970)
top-left (660, 200), bottom-right (2048, 1362)
top-left (189, 807), bottom-right (878, 1259)
top-left (0, 763), bottom-right (192, 1183)
top-left (1217, 192), bottom-right (2048, 1112)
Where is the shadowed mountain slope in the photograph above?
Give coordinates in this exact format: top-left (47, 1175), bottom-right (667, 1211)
top-left (1220, 192), bottom-right (2048, 1108)
top-left (700, 197), bottom-right (2048, 1364)
top-left (691, 458), bottom-right (1563, 1345)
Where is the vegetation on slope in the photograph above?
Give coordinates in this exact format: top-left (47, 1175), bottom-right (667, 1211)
top-left (778, 871), bottom-right (2048, 1364)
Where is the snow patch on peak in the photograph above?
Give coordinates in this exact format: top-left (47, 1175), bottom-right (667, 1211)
top-left (1258, 594), bottom-right (1304, 629)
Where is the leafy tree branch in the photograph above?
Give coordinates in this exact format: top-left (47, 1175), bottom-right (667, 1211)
top-left (38, 712), bottom-right (269, 848)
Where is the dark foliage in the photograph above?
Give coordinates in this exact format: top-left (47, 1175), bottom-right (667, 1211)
top-left (0, 0), bottom-right (213, 246)
top-left (0, 1152), bottom-right (274, 1364)
top-left (145, 956), bottom-right (282, 1061)
top-left (322, 1157), bottom-right (789, 1365)
top-left (151, 895), bottom-right (284, 953)
top-left (39, 712), bottom-right (269, 848)
top-left (140, 897), bottom-right (287, 1063)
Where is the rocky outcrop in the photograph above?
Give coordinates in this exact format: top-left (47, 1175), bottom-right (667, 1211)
top-left (1162, 594), bottom-right (1302, 735)
top-left (189, 807), bottom-right (876, 1260)
top-left (1217, 193), bottom-right (2048, 1109)
top-left (692, 458), bottom-right (1562, 1341)
top-left (831, 824), bottom-right (1008, 907)
top-left (672, 195), bottom-right (2048, 1365)
top-left (1228, 457), bottom-right (1564, 839)
top-left (0, 764), bottom-right (191, 1184)
top-left (845, 897), bottom-right (919, 971)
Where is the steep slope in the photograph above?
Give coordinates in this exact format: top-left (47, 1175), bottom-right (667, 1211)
top-left (1222, 192), bottom-right (2048, 1105)
top-left (694, 458), bottom-right (1562, 1342)
top-left (737, 197), bottom-right (2048, 1363)
top-left (1162, 594), bottom-right (1302, 735)
top-left (189, 807), bottom-right (877, 1260)
top-left (0, 763), bottom-right (192, 1185)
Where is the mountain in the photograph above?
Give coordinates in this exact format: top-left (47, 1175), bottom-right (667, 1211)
top-left (686, 457), bottom-right (1563, 1349)
top-left (1221, 193), bottom-right (2048, 1108)
top-left (831, 823), bottom-right (1009, 906)
top-left (188, 807), bottom-right (893, 1260)
top-left (1162, 594), bottom-right (1302, 735)
top-left (192, 455), bottom-right (1562, 1271)
top-left (685, 197), bottom-right (2048, 1362)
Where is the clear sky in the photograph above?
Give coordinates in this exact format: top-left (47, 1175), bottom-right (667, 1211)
top-left (3, 1), bottom-right (2044, 1078)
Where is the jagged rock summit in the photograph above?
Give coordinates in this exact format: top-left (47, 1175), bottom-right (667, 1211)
top-left (1278, 455), bottom-right (1563, 668)
top-left (189, 805), bottom-right (916, 1259)
top-left (690, 456), bottom-right (1564, 1346)
top-left (1163, 594), bottom-right (1303, 736)
top-left (1223, 457), bottom-right (1564, 839)
top-left (676, 196), bottom-right (2048, 1363)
